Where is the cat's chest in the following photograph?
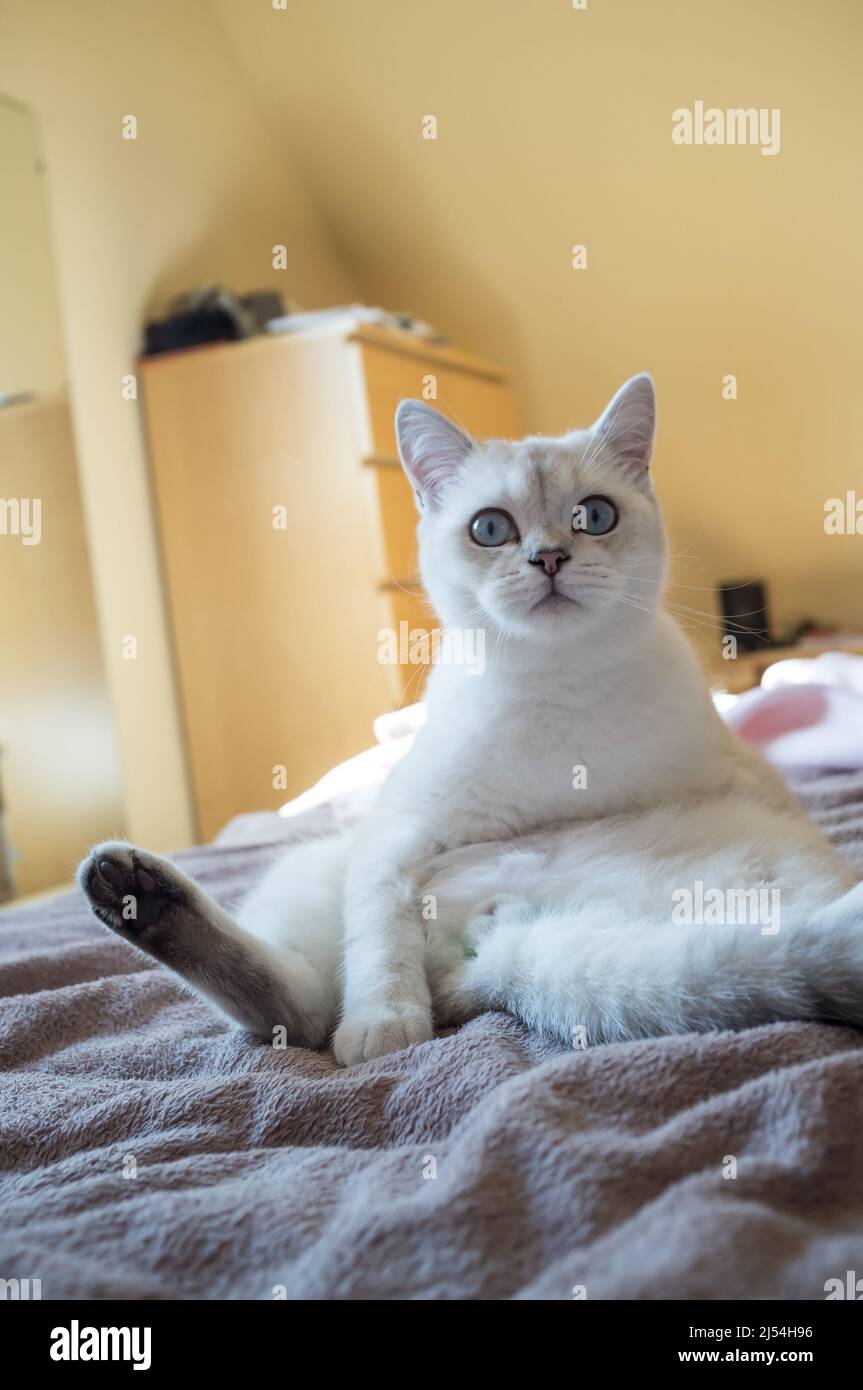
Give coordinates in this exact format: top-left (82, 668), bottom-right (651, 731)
top-left (436, 693), bottom-right (676, 838)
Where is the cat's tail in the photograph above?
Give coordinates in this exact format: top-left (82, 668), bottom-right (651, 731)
top-left (444, 883), bottom-right (863, 1045)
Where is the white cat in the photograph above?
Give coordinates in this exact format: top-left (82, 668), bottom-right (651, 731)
top-left (79, 374), bottom-right (863, 1064)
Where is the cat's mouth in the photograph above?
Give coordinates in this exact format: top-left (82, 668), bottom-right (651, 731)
top-left (532, 589), bottom-right (578, 613)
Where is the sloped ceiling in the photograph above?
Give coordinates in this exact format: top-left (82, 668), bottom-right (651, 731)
top-left (214, 0), bottom-right (863, 644)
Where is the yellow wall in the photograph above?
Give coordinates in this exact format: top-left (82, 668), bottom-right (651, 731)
top-left (219, 0), bottom-right (863, 665)
top-left (0, 0), bottom-right (357, 849)
top-left (0, 99), bottom-right (66, 397)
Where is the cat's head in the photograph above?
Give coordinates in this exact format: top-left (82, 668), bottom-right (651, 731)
top-left (395, 374), bottom-right (666, 643)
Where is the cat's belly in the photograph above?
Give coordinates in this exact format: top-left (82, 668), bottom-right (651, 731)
top-left (421, 792), bottom-right (853, 930)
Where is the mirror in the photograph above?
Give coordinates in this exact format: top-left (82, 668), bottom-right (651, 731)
top-left (0, 97), bottom-right (123, 904)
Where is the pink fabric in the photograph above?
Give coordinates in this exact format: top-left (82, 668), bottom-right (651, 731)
top-left (726, 653), bottom-right (863, 770)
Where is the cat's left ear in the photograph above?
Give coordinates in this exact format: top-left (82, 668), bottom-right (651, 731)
top-left (590, 373), bottom-right (656, 483)
top-left (395, 400), bottom-right (474, 511)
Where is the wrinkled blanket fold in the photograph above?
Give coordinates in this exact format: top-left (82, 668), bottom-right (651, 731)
top-left (1, 773), bottom-right (862, 1300)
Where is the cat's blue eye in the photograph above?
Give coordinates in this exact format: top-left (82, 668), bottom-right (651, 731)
top-left (573, 495), bottom-right (619, 536)
top-left (469, 509), bottom-right (517, 547)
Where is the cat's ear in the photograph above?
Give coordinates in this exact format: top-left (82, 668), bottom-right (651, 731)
top-left (395, 400), bottom-right (474, 511)
top-left (590, 373), bottom-right (656, 482)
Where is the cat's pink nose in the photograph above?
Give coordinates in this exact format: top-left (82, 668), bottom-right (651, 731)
top-left (529, 548), bottom-right (570, 576)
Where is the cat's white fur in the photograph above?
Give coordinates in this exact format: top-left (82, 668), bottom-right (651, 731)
top-left (79, 375), bottom-right (863, 1064)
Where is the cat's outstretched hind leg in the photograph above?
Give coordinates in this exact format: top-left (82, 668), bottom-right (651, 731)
top-left (78, 841), bottom-right (333, 1045)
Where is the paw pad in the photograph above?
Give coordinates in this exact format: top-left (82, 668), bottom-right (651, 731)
top-left (80, 846), bottom-right (174, 929)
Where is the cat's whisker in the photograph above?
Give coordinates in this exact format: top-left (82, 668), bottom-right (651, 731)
top-left (662, 601), bottom-right (773, 637)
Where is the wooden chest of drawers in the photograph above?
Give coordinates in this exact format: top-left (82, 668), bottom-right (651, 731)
top-left (141, 322), bottom-right (519, 840)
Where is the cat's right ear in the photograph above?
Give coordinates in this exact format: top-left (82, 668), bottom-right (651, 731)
top-left (395, 400), bottom-right (474, 511)
top-left (589, 373), bottom-right (656, 484)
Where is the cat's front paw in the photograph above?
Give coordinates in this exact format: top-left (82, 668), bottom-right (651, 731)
top-left (333, 1002), bottom-right (433, 1067)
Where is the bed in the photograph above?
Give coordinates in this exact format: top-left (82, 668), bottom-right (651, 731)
top-left (2, 708), bottom-right (863, 1300)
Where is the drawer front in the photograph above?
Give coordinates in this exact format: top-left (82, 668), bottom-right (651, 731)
top-left (376, 584), bottom-right (439, 706)
top-left (369, 462), bottom-right (421, 583)
top-left (360, 342), bottom-right (520, 464)
top-left (359, 341), bottom-right (521, 591)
